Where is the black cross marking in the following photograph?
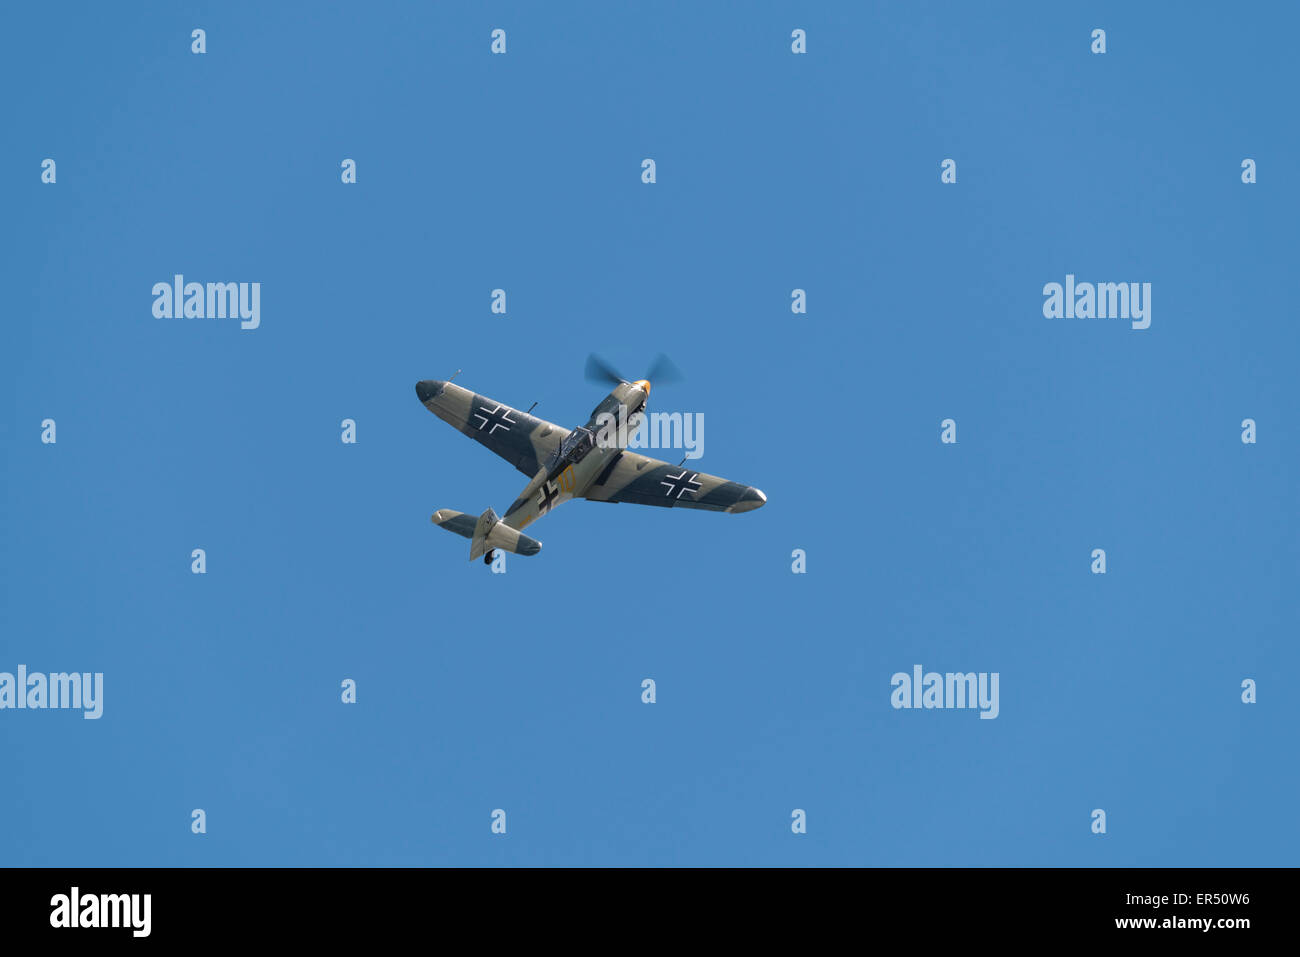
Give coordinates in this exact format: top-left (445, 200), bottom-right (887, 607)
top-left (472, 403), bottom-right (515, 435)
top-left (660, 469), bottom-right (702, 499)
top-left (537, 481), bottom-right (560, 514)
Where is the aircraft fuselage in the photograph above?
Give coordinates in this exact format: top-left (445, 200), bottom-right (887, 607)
top-left (502, 380), bottom-right (649, 531)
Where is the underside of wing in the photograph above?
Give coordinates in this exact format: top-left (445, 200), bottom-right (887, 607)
top-left (583, 450), bottom-right (766, 513)
top-left (416, 380), bottom-right (569, 477)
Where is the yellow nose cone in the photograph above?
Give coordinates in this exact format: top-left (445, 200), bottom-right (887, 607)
top-left (633, 379), bottom-right (651, 394)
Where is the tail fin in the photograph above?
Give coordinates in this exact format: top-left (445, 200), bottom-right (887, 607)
top-left (431, 508), bottom-right (543, 559)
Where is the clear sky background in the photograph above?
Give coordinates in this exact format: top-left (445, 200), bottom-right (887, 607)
top-left (3, 2), bottom-right (1296, 866)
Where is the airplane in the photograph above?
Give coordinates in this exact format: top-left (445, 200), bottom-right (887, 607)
top-left (415, 356), bottom-right (767, 563)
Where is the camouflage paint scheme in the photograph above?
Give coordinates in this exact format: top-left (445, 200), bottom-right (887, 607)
top-left (415, 377), bottom-right (766, 559)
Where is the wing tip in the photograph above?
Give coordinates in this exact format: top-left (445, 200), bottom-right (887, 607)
top-left (727, 487), bottom-right (767, 513)
top-left (416, 380), bottom-right (446, 404)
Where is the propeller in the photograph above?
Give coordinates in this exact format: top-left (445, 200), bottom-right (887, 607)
top-left (646, 353), bottom-right (683, 385)
top-left (584, 353), bottom-right (625, 387)
top-left (584, 353), bottom-right (684, 388)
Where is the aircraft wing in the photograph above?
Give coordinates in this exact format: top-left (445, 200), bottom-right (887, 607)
top-left (583, 450), bottom-right (766, 513)
top-left (416, 380), bottom-right (570, 477)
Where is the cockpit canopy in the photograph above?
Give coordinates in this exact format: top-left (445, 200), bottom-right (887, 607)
top-left (557, 427), bottom-right (594, 464)
top-left (561, 429), bottom-right (595, 457)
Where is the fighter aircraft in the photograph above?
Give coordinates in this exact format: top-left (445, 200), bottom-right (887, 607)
top-left (415, 355), bottom-right (767, 562)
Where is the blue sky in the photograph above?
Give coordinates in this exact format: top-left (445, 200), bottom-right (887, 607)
top-left (3, 1), bottom-right (1296, 866)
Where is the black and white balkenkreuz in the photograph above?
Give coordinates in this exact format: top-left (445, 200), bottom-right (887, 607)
top-left (537, 481), bottom-right (561, 514)
top-left (472, 403), bottom-right (515, 435)
top-left (660, 469), bottom-right (702, 499)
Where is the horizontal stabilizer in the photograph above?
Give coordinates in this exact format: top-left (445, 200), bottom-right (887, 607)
top-left (431, 509), bottom-right (479, 538)
top-left (431, 508), bottom-right (542, 558)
